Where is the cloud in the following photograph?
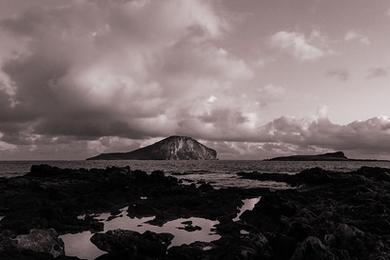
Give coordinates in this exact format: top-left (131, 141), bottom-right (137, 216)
top-left (366, 67), bottom-right (388, 79)
top-left (269, 30), bottom-right (331, 61)
top-left (326, 69), bottom-right (350, 81)
top-left (0, 132), bottom-right (16, 151)
top-left (198, 115), bottom-right (390, 160)
top-left (316, 105), bottom-right (329, 119)
top-left (0, 0), bottom-right (260, 147)
top-left (0, 1), bottom-right (390, 160)
top-left (344, 30), bottom-right (371, 45)
top-left (2, 112), bottom-right (390, 160)
top-left (255, 84), bottom-right (286, 106)
top-left (257, 116), bottom-right (390, 157)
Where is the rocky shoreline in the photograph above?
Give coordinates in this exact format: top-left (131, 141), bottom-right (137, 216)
top-left (0, 165), bottom-right (389, 259)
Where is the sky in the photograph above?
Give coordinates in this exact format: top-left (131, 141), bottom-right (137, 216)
top-left (0, 0), bottom-right (390, 160)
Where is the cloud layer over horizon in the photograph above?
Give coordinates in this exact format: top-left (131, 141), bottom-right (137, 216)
top-left (0, 0), bottom-right (390, 160)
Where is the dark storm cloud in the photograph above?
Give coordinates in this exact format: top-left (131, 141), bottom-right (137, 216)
top-left (0, 0), bottom-right (255, 147)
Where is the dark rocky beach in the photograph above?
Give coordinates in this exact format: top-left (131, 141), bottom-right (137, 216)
top-left (0, 165), bottom-right (389, 260)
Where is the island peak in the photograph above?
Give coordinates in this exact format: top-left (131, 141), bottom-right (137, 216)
top-left (87, 136), bottom-right (217, 160)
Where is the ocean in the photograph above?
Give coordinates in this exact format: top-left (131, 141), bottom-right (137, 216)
top-left (1, 160), bottom-right (390, 189)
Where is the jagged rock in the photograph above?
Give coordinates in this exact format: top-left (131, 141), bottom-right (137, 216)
top-left (290, 236), bottom-right (335, 260)
top-left (90, 229), bottom-right (173, 257)
top-left (270, 234), bottom-right (297, 259)
top-left (87, 136), bottom-right (217, 160)
top-left (0, 231), bottom-right (15, 253)
top-left (13, 229), bottom-right (64, 258)
top-left (0, 229), bottom-right (64, 259)
top-left (167, 242), bottom-right (211, 260)
top-left (167, 231), bottom-right (271, 260)
top-left (238, 231), bottom-right (270, 259)
top-left (333, 224), bottom-right (365, 245)
top-left (6, 178), bottom-right (32, 188)
top-left (325, 223), bottom-right (368, 258)
top-left (210, 221), bottom-right (272, 260)
top-left (178, 221), bottom-right (202, 232)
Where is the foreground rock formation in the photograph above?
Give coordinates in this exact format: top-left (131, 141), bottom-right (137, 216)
top-left (0, 229), bottom-right (64, 259)
top-left (91, 230), bottom-right (174, 258)
top-left (238, 167), bottom-right (390, 259)
top-left (87, 136), bottom-right (217, 160)
top-left (0, 164), bottom-right (389, 259)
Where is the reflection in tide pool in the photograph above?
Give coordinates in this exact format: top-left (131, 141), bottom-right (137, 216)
top-left (60, 231), bottom-right (105, 260)
top-left (233, 197), bottom-right (261, 222)
top-left (60, 207), bottom-right (220, 260)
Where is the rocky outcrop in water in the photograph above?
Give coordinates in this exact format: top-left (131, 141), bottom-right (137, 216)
top-left (268, 151), bottom-right (349, 161)
top-left (267, 151), bottom-right (390, 162)
top-left (87, 136), bottom-right (217, 160)
top-left (91, 229), bottom-right (173, 258)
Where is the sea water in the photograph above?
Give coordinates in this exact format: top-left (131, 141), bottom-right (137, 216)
top-left (1, 160), bottom-right (390, 189)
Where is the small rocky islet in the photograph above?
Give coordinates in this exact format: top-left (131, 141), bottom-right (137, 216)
top-left (0, 164), bottom-right (389, 259)
top-left (267, 151), bottom-right (390, 162)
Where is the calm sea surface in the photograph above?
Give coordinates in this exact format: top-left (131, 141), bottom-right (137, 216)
top-left (1, 160), bottom-right (390, 189)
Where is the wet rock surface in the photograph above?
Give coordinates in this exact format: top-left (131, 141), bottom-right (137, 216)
top-left (178, 221), bottom-right (202, 232)
top-left (0, 229), bottom-right (68, 260)
top-left (13, 229), bottom-right (64, 258)
top-left (0, 165), bottom-right (389, 259)
top-left (91, 229), bottom-right (173, 258)
top-left (239, 167), bottom-right (390, 260)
